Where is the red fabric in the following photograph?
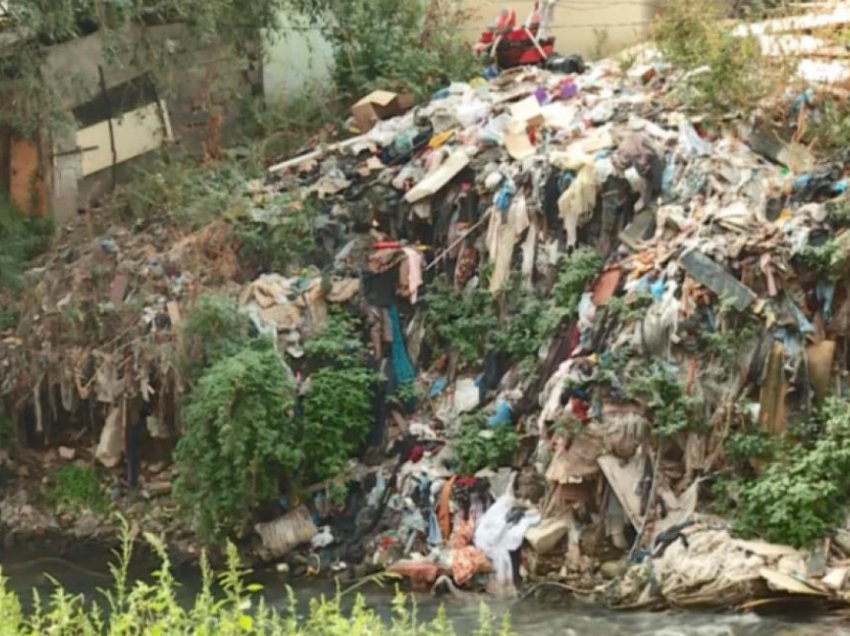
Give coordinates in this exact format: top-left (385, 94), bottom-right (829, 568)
top-left (570, 397), bottom-right (589, 423)
top-left (451, 546), bottom-right (492, 586)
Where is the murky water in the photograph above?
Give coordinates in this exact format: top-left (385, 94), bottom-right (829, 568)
top-left (2, 546), bottom-right (849, 635)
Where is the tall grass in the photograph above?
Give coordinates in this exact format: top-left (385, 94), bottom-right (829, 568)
top-left (0, 520), bottom-right (513, 635)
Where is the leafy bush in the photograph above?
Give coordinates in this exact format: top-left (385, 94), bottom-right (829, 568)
top-left (44, 465), bottom-right (108, 513)
top-left (181, 293), bottom-right (253, 382)
top-left (733, 399), bottom-right (850, 547)
top-left (174, 346), bottom-right (300, 542)
top-left (491, 296), bottom-right (555, 364)
top-left (0, 195), bottom-right (53, 291)
top-left (115, 156), bottom-right (256, 227)
top-left (551, 248), bottom-right (604, 318)
top-left (726, 428), bottom-right (777, 463)
top-left (299, 313), bottom-right (379, 482)
top-left (425, 278), bottom-right (498, 365)
top-left (628, 363), bottom-right (704, 438)
top-left (453, 415), bottom-right (518, 475)
top-left (0, 521), bottom-right (514, 634)
top-left (293, 0), bottom-right (479, 101)
top-left (234, 196), bottom-right (320, 274)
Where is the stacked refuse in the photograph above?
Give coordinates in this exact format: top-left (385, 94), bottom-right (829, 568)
top-left (5, 4), bottom-right (850, 610)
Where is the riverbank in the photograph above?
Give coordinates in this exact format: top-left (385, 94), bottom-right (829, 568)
top-left (2, 540), bottom-right (850, 636)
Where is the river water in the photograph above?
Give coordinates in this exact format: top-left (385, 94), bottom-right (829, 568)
top-left (2, 546), bottom-right (849, 635)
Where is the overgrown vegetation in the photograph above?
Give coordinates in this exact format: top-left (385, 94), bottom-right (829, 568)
top-left (426, 278), bottom-right (498, 365)
top-left (453, 414), bottom-right (518, 475)
top-left (176, 298), bottom-right (376, 541)
top-left (0, 195), bottom-right (53, 291)
top-left (292, 0), bottom-right (479, 101)
top-left (652, 0), bottom-right (781, 117)
top-left (44, 465), bottom-right (109, 513)
top-left (551, 248), bottom-right (605, 318)
top-left (115, 155), bottom-right (259, 227)
top-left (181, 294), bottom-right (254, 382)
top-left (0, 523), bottom-right (514, 634)
top-left (628, 363), bottom-right (704, 438)
top-left (174, 344), bottom-right (300, 541)
top-left (721, 399), bottom-right (850, 548)
top-left (299, 312), bottom-right (379, 482)
top-left (427, 247), bottom-right (603, 368)
top-left (0, 1), bottom-right (287, 137)
top-left (235, 196), bottom-right (321, 274)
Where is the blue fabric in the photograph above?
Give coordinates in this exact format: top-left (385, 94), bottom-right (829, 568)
top-left (650, 279), bottom-right (665, 301)
top-left (388, 305), bottom-right (415, 386)
top-left (487, 400), bottom-right (513, 427)
top-left (494, 181), bottom-right (513, 213)
top-left (429, 377), bottom-right (448, 397)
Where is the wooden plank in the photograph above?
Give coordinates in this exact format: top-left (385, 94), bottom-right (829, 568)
top-left (267, 133), bottom-right (370, 174)
top-left (404, 150), bottom-right (470, 203)
top-left (76, 101), bottom-right (172, 177)
top-left (758, 341), bottom-right (787, 436)
top-left (598, 453), bottom-right (647, 528)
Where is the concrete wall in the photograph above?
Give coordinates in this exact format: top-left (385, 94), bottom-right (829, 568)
top-left (263, 16), bottom-right (334, 103)
top-left (36, 25), bottom-right (262, 221)
top-left (461, 0), bottom-right (658, 59)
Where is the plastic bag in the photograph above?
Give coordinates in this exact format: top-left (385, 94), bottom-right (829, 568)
top-left (473, 478), bottom-right (541, 595)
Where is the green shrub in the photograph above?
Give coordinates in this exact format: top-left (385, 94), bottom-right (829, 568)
top-left (551, 248), bottom-right (604, 316)
top-left (234, 196), bottom-right (320, 274)
top-left (0, 195), bottom-right (53, 291)
top-left (726, 428), bottom-right (777, 463)
top-left (733, 399), bottom-right (850, 547)
top-left (174, 346), bottom-right (301, 542)
top-left (453, 415), bottom-right (518, 475)
top-left (44, 465), bottom-right (108, 513)
top-left (114, 156), bottom-right (257, 227)
top-left (181, 293), bottom-right (254, 382)
top-left (628, 363), bottom-right (704, 438)
top-left (299, 313), bottom-right (379, 482)
top-left (294, 0), bottom-right (479, 101)
top-left (426, 278), bottom-right (499, 365)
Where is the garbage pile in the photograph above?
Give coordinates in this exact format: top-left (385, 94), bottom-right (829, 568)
top-left (5, 3), bottom-right (850, 610)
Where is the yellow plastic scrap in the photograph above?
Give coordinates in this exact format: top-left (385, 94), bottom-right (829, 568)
top-left (429, 130), bottom-right (455, 149)
top-left (773, 208), bottom-right (793, 227)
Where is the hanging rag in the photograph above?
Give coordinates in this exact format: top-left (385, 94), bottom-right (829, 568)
top-left (401, 247), bottom-right (424, 304)
top-left (558, 163), bottom-right (599, 246)
top-left (388, 305), bottom-right (415, 386)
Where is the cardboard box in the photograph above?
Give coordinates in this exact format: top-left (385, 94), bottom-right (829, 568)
top-left (351, 90), bottom-right (415, 132)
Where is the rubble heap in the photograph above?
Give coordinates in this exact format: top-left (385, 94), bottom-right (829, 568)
top-left (6, 4), bottom-right (850, 611)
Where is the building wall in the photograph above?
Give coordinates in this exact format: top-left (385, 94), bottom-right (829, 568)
top-left (263, 16), bottom-right (334, 103)
top-left (36, 25), bottom-right (262, 221)
top-left (461, 1), bottom-right (658, 59)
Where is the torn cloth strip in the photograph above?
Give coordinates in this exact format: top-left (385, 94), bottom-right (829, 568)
top-left (388, 305), bottom-right (415, 386)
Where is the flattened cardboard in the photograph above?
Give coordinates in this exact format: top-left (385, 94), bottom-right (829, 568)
top-left (404, 151), bottom-right (470, 203)
top-left (510, 95), bottom-right (544, 128)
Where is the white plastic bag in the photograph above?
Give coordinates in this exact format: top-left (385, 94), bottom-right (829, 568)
top-left (473, 478), bottom-right (541, 595)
